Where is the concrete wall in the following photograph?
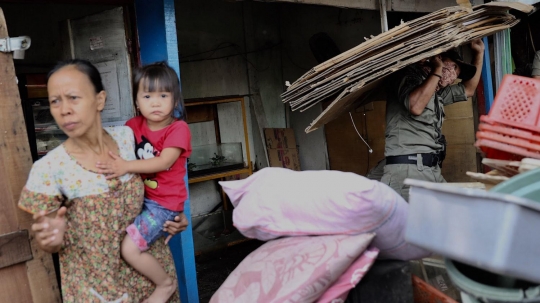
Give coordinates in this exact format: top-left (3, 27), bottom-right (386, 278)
top-left (179, 1), bottom-right (391, 213)
top-left (176, 0), bottom-right (285, 217)
top-left (280, 4), bottom-right (382, 170)
top-left (1, 3), bottom-right (117, 74)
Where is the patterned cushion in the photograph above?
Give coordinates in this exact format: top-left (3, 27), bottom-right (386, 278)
top-left (316, 247), bottom-right (379, 303)
top-left (209, 233), bottom-right (375, 303)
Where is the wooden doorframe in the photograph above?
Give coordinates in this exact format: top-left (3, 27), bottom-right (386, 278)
top-left (0, 8), bottom-right (61, 303)
top-left (134, 0), bottom-right (199, 302)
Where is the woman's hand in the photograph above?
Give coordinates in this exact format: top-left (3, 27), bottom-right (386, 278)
top-left (31, 206), bottom-right (67, 253)
top-left (163, 212), bottom-right (189, 244)
top-left (95, 151), bottom-right (129, 179)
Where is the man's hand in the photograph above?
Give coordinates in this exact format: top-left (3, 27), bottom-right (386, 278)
top-left (463, 39), bottom-right (485, 97)
top-left (470, 39), bottom-right (485, 54)
top-left (95, 151), bottom-right (130, 179)
top-left (431, 55), bottom-right (444, 71)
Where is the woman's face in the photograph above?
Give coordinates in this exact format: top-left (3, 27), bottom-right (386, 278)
top-left (47, 66), bottom-right (106, 138)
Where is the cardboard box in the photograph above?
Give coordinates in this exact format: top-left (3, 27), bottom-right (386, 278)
top-left (264, 128), bottom-right (297, 149)
top-left (267, 148), bottom-right (301, 171)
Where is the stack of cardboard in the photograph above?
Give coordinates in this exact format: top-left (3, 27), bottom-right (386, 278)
top-left (264, 128), bottom-right (301, 171)
top-left (280, 2), bottom-right (534, 133)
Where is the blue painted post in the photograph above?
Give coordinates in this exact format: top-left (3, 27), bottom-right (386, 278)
top-left (134, 1), bottom-right (199, 302)
top-left (481, 37), bottom-right (494, 113)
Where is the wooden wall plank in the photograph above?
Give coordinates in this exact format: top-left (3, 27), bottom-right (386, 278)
top-left (0, 264), bottom-right (33, 303)
top-left (325, 101), bottom-right (386, 176)
top-left (0, 230), bottom-right (32, 269)
top-left (0, 7), bottom-right (61, 303)
top-left (441, 144), bottom-right (479, 182)
top-left (363, 101), bottom-right (386, 172)
top-left (186, 104), bottom-right (214, 124)
top-left (241, 0), bottom-right (484, 12)
top-left (442, 99), bottom-right (479, 182)
top-left (326, 97), bottom-right (478, 183)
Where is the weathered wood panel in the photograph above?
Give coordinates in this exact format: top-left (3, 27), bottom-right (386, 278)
top-left (0, 230), bottom-right (32, 269)
top-left (68, 7), bottom-right (134, 124)
top-left (442, 99), bottom-right (479, 182)
top-left (325, 101), bottom-right (386, 176)
top-left (0, 7), bottom-right (61, 303)
top-left (238, 0), bottom-right (484, 12)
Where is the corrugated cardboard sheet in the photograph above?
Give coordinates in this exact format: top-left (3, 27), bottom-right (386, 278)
top-left (281, 2), bottom-right (534, 133)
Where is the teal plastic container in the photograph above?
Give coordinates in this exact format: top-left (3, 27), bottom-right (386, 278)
top-left (490, 168), bottom-right (540, 202)
top-left (445, 259), bottom-right (540, 303)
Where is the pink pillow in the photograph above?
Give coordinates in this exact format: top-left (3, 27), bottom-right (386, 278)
top-left (219, 167), bottom-right (430, 260)
top-left (316, 247), bottom-right (380, 303)
top-left (209, 233), bottom-right (375, 303)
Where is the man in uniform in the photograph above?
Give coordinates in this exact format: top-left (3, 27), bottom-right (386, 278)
top-left (370, 39), bottom-right (484, 201)
top-left (532, 50), bottom-right (540, 79)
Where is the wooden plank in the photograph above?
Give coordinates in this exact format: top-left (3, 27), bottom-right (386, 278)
top-left (186, 104), bottom-right (215, 124)
top-left (188, 168), bottom-right (251, 184)
top-left (243, 1), bottom-right (269, 167)
top-left (325, 110), bottom-right (370, 175)
top-left (0, 230), bottom-right (32, 269)
top-left (0, 264), bottom-right (33, 303)
top-left (442, 144), bottom-right (479, 182)
top-left (0, 7), bottom-right (61, 303)
top-left (442, 118), bottom-right (476, 144)
top-left (237, 0), bottom-right (487, 12)
top-left (364, 101), bottom-right (387, 171)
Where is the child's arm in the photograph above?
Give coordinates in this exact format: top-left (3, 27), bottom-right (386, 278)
top-left (95, 147), bottom-right (182, 179)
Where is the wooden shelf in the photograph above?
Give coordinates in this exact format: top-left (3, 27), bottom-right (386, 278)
top-left (186, 96), bottom-right (253, 185)
top-left (188, 167), bottom-right (251, 184)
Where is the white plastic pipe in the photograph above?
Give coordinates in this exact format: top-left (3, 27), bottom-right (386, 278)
top-left (380, 0), bottom-right (388, 32)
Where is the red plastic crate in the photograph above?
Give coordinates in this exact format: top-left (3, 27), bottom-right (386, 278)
top-left (477, 131), bottom-right (540, 152)
top-left (476, 139), bottom-right (540, 160)
top-left (479, 121), bottom-right (540, 144)
top-left (412, 275), bottom-right (458, 303)
top-left (487, 75), bottom-right (540, 132)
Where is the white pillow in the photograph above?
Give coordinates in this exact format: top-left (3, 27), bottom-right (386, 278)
top-left (219, 167), bottom-right (430, 260)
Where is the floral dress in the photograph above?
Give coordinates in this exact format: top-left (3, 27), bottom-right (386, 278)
top-left (18, 126), bottom-right (179, 303)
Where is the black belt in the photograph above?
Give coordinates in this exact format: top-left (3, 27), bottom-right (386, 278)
top-left (386, 153), bottom-right (441, 167)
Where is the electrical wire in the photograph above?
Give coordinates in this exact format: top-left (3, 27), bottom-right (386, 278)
top-left (180, 41), bottom-right (280, 72)
top-left (349, 111), bottom-right (373, 154)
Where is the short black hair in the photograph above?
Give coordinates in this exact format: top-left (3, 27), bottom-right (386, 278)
top-left (133, 61), bottom-right (186, 121)
top-left (47, 59), bottom-right (104, 93)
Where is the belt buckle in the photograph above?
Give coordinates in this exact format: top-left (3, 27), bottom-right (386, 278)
top-left (432, 154), bottom-right (440, 166)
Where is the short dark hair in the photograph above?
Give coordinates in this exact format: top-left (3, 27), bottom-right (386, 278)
top-left (47, 59), bottom-right (104, 93)
top-left (133, 62), bottom-right (186, 121)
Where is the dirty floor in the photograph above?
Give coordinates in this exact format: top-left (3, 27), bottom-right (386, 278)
top-left (195, 239), bottom-right (264, 302)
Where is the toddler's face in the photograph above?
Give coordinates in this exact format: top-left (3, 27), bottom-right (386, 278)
top-left (136, 80), bottom-right (174, 126)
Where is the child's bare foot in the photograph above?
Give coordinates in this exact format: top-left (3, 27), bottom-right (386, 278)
top-left (146, 278), bottom-right (176, 303)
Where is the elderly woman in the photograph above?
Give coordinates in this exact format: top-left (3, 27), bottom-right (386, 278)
top-left (18, 59), bottom-right (188, 303)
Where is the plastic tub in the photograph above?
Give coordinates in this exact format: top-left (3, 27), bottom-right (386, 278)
top-left (404, 179), bottom-right (540, 284)
top-left (490, 168), bottom-right (540, 202)
top-left (445, 259), bottom-right (540, 303)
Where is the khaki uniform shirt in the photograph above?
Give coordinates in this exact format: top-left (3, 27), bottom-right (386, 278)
top-left (532, 50), bottom-right (540, 76)
top-left (385, 64), bottom-right (468, 157)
